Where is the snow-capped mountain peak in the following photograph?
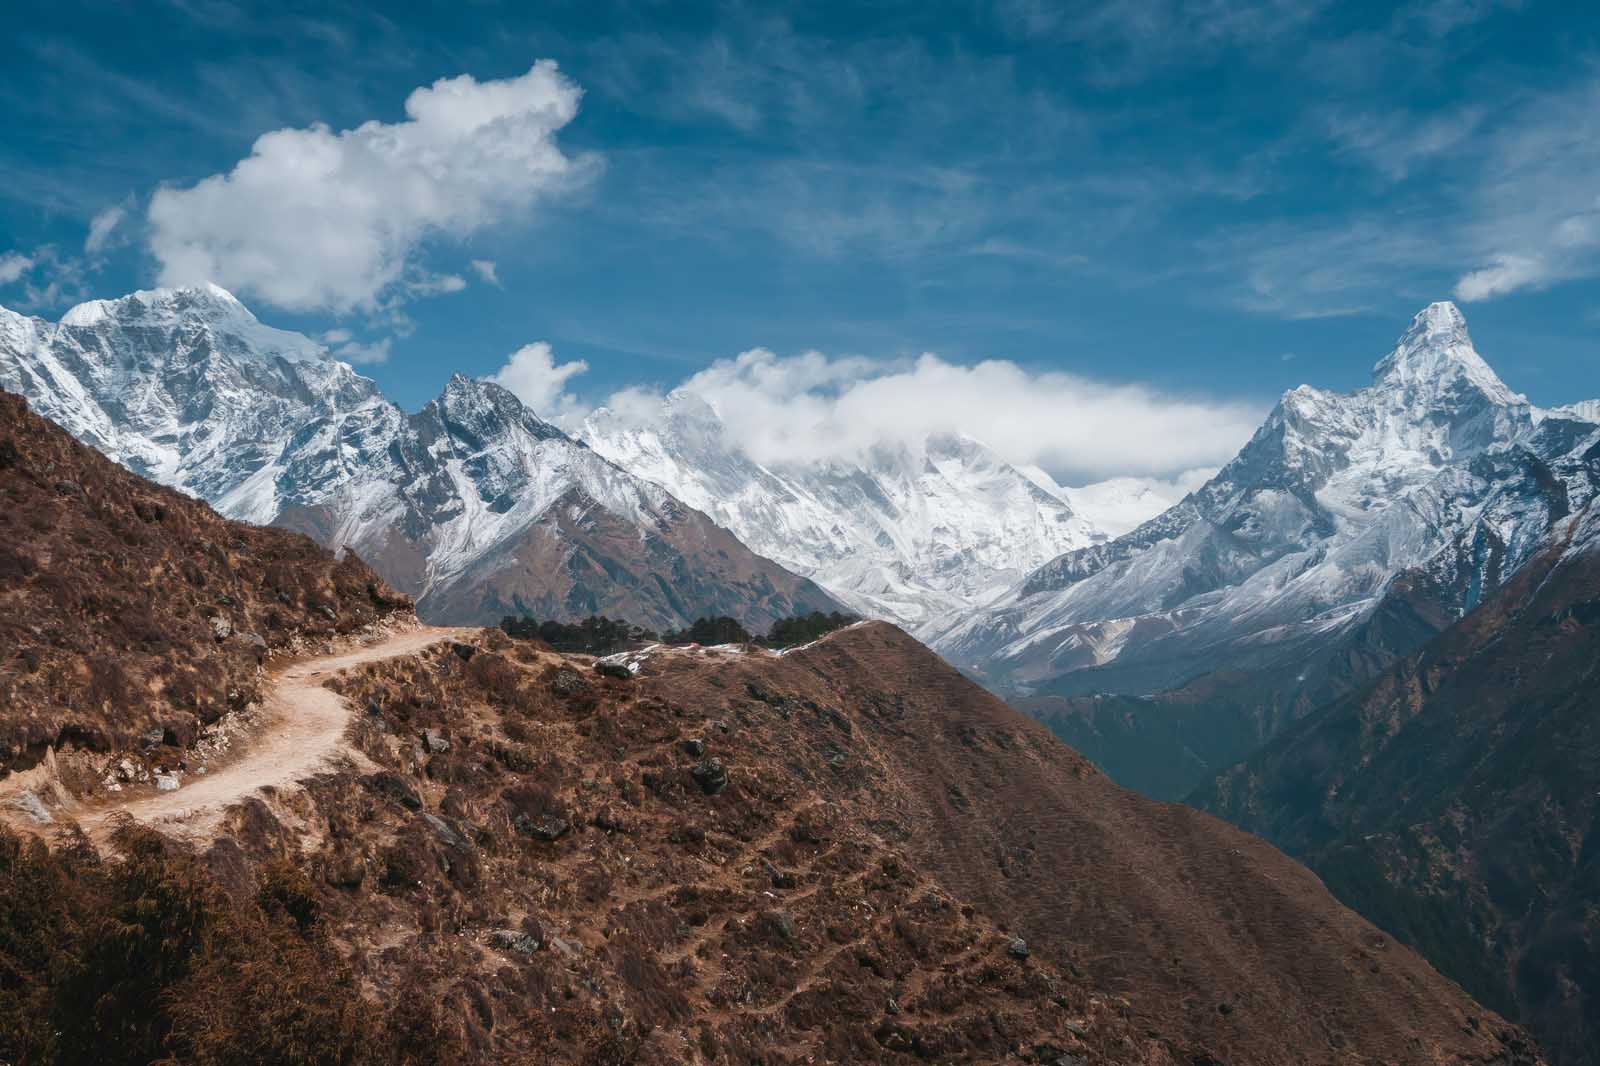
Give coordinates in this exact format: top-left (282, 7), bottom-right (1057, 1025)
top-left (0, 287), bottom-right (840, 631)
top-left (58, 283), bottom-right (330, 365)
top-left (1370, 300), bottom-right (1521, 408)
top-left (931, 301), bottom-right (1591, 700)
top-left (581, 388), bottom-right (1125, 630)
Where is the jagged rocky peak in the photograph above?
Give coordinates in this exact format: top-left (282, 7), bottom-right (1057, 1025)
top-left (55, 282), bottom-right (331, 365)
top-left (427, 373), bottom-right (568, 442)
top-left (1371, 300), bottom-right (1522, 407)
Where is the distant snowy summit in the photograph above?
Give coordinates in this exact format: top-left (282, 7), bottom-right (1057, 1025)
top-left (0, 285), bottom-right (839, 631)
top-left (930, 301), bottom-right (1600, 700)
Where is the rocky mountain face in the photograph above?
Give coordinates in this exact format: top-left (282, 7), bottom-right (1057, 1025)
top-left (581, 391), bottom-right (1122, 632)
top-left (0, 388), bottom-right (411, 776)
top-left (1196, 467), bottom-right (1600, 1066)
top-left (932, 303), bottom-right (1598, 797)
top-left (0, 286), bottom-right (840, 632)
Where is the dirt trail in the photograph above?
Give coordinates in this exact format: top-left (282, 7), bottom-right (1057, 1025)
top-left (5, 624), bottom-right (472, 846)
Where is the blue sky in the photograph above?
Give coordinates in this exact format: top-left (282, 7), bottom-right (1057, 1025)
top-left (1, 0), bottom-right (1596, 480)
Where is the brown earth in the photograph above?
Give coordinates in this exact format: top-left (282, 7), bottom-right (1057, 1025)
top-left (0, 390), bottom-right (412, 777)
top-left (11, 622), bottom-right (1536, 1064)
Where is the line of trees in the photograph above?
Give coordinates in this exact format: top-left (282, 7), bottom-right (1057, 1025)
top-left (498, 610), bottom-right (858, 653)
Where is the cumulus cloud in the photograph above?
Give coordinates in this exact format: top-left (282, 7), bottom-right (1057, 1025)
top-left (146, 61), bottom-right (600, 312)
top-left (487, 341), bottom-right (591, 420)
top-left (84, 205), bottom-right (127, 254)
top-left (0, 252), bottom-right (32, 285)
top-left (609, 347), bottom-right (1263, 483)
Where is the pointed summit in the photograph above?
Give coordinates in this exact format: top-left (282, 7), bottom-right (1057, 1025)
top-left (1370, 300), bottom-right (1520, 407)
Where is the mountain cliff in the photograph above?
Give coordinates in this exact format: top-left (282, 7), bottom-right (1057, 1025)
top-left (0, 287), bottom-right (840, 632)
top-left (1196, 471), bottom-right (1600, 1066)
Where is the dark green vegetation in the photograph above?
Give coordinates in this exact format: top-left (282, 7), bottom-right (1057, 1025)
top-left (498, 610), bottom-right (857, 654)
top-left (0, 826), bottom-right (447, 1066)
top-left (497, 614), bottom-right (656, 655)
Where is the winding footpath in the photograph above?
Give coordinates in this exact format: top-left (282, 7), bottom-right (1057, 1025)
top-left (2, 624), bottom-right (473, 846)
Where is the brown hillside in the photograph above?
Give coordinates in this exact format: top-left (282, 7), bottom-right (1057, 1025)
top-left (13, 622), bottom-right (1530, 1065)
top-left (0, 390), bottom-right (411, 775)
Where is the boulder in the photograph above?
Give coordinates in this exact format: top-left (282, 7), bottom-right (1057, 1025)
top-left (514, 811), bottom-right (571, 842)
top-left (594, 659), bottom-right (632, 680)
top-left (690, 756), bottom-right (728, 795)
top-left (489, 928), bottom-right (542, 956)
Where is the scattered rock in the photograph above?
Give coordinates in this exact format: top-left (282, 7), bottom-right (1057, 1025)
top-left (592, 805), bottom-right (630, 833)
top-left (369, 771), bottom-right (423, 811)
top-left (155, 774), bottom-right (181, 792)
top-left (139, 727), bottom-right (166, 751)
top-left (53, 479), bottom-right (84, 496)
top-left (9, 791), bottom-right (52, 825)
top-left (423, 812), bottom-right (468, 849)
top-left (548, 935), bottom-right (582, 959)
top-left (762, 910), bottom-right (798, 941)
top-left (764, 860), bottom-right (796, 890)
top-left (489, 928), bottom-right (542, 956)
top-left (594, 659), bottom-right (632, 680)
top-left (239, 630), bottom-right (268, 651)
top-left (209, 614), bottom-right (233, 640)
top-left (422, 728), bottom-right (451, 754)
top-left (682, 737), bottom-right (705, 757)
top-left (514, 812), bottom-right (571, 842)
top-left (549, 668), bottom-right (590, 697)
top-left (690, 756), bottom-right (728, 795)
top-left (1008, 937), bottom-right (1031, 959)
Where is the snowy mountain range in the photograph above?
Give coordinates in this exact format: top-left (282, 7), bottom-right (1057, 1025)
top-left (931, 302), bottom-right (1600, 701)
top-left (580, 391), bottom-right (1159, 630)
top-left (0, 285), bottom-right (840, 629)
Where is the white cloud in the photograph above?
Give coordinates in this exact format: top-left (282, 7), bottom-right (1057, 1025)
top-left (146, 61), bottom-right (600, 313)
top-left (471, 259), bottom-right (501, 286)
top-left (1453, 254), bottom-right (1545, 302)
top-left (406, 273), bottom-right (467, 297)
top-left (625, 347), bottom-right (1262, 482)
top-left (319, 328), bottom-right (353, 345)
top-left (328, 336), bottom-right (393, 365)
top-left (0, 252), bottom-right (33, 285)
top-left (84, 205), bottom-right (127, 254)
top-left (486, 341), bottom-right (591, 420)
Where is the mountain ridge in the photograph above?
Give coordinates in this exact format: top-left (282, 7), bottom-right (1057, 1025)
top-left (0, 286), bottom-right (840, 632)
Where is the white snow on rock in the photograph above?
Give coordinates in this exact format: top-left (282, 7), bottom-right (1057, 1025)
top-left (929, 302), bottom-right (1600, 693)
top-left (580, 392), bottom-right (1135, 633)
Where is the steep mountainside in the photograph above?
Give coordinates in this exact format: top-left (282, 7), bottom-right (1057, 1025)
top-left (1197, 478), bottom-right (1600, 1066)
top-left (582, 392), bottom-right (1113, 630)
top-left (0, 388), bottom-right (411, 776)
top-left (933, 303), bottom-right (1597, 795)
top-left (0, 287), bottom-right (839, 631)
top-left (6, 620), bottom-right (1543, 1064)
